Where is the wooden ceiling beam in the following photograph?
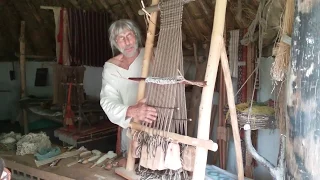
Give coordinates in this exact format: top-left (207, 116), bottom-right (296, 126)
top-left (12, 1), bottom-right (54, 55)
top-left (2, 1), bottom-right (36, 55)
top-left (67, 0), bottom-right (80, 8)
top-left (182, 17), bottom-right (202, 42)
top-left (185, 4), bottom-right (211, 37)
top-left (195, 0), bottom-right (213, 27)
top-left (99, 0), bottom-right (118, 20)
top-left (118, 0), bottom-right (137, 20)
top-left (127, 0), bottom-right (148, 40)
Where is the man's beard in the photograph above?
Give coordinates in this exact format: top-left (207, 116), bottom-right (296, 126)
top-left (118, 43), bottom-right (139, 58)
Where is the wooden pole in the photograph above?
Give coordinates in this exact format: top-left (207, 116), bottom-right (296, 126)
top-left (125, 0), bottom-right (160, 171)
top-left (220, 43), bottom-right (244, 180)
top-left (20, 21), bottom-right (26, 98)
top-left (19, 21), bottom-right (28, 134)
top-left (192, 0), bottom-right (230, 179)
top-left (286, 1), bottom-right (320, 179)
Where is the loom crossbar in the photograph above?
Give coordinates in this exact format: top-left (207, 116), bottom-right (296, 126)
top-left (130, 122), bottom-right (218, 152)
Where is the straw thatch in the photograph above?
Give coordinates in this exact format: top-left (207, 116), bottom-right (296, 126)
top-left (0, 0), bottom-right (286, 61)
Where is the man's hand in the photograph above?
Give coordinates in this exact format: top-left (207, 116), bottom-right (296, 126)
top-left (126, 98), bottom-right (157, 124)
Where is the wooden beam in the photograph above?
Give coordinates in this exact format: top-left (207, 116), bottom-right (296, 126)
top-left (130, 122), bottom-right (218, 151)
top-left (220, 43), bottom-right (244, 179)
top-left (196, 0), bottom-right (213, 28)
top-left (19, 21), bottom-right (26, 97)
top-left (98, 0), bottom-right (118, 20)
top-left (15, 53), bottom-right (55, 59)
top-left (19, 21), bottom-right (28, 135)
top-left (183, 8), bottom-right (203, 41)
top-left (40, 5), bottom-right (60, 10)
top-left (118, 0), bottom-right (137, 21)
top-left (67, 0), bottom-right (80, 8)
top-left (128, 0), bottom-right (149, 33)
top-left (192, 0), bottom-right (244, 179)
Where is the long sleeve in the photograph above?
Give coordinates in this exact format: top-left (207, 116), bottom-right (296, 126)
top-left (100, 69), bottom-right (132, 129)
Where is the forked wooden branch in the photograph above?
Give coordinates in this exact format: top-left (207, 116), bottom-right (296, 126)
top-left (244, 124), bottom-right (285, 180)
top-left (130, 122), bottom-right (218, 152)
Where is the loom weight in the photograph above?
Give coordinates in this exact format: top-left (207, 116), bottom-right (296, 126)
top-left (131, 138), bottom-right (140, 158)
top-left (139, 144), bottom-right (157, 170)
top-left (182, 146), bottom-right (196, 172)
top-left (153, 145), bottom-right (166, 170)
top-left (164, 142), bottom-right (182, 171)
top-left (139, 144), bottom-right (150, 169)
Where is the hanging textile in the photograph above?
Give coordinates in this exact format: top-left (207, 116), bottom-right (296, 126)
top-left (228, 29), bottom-right (240, 79)
top-left (53, 8), bottom-right (70, 65)
top-left (67, 9), bottom-right (113, 67)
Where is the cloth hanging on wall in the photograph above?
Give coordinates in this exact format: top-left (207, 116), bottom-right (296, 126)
top-left (228, 29), bottom-right (240, 79)
top-left (53, 8), bottom-right (70, 65)
top-left (67, 9), bottom-right (113, 67)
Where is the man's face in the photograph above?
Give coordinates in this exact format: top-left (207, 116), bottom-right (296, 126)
top-left (115, 29), bottom-right (138, 58)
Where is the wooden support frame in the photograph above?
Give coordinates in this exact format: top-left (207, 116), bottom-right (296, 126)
top-left (193, 0), bottom-right (244, 179)
top-left (116, 0), bottom-right (244, 180)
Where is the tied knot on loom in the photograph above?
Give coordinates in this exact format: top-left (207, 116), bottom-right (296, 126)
top-left (144, 69), bottom-right (207, 87)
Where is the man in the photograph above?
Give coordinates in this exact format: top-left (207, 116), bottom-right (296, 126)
top-left (100, 19), bottom-right (157, 165)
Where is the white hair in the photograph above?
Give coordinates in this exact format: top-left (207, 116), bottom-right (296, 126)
top-left (108, 19), bottom-right (142, 56)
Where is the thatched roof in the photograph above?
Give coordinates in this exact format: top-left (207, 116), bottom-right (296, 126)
top-left (0, 0), bottom-right (284, 61)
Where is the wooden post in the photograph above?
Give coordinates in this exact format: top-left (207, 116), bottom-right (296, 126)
top-left (192, 0), bottom-right (240, 179)
top-left (19, 21), bottom-right (28, 134)
top-left (125, 0), bottom-right (160, 171)
top-left (286, 1), bottom-right (320, 179)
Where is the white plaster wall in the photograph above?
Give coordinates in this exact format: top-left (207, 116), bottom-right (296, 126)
top-left (0, 61), bottom-right (104, 121)
top-left (0, 61), bottom-right (55, 121)
top-left (225, 57), bottom-right (281, 180)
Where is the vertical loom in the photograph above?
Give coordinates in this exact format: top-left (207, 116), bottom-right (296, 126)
top-left (115, 0), bottom-right (244, 179)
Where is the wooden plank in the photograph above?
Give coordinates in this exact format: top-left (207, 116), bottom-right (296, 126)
top-left (0, 151), bottom-right (124, 180)
top-left (130, 122), bottom-right (218, 151)
top-left (5, 160), bottom-right (74, 180)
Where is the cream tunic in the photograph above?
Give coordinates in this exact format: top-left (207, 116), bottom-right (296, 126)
top-left (100, 48), bottom-right (144, 153)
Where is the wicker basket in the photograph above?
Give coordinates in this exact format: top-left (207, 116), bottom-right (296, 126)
top-left (227, 111), bottom-right (277, 130)
top-left (225, 109), bottom-right (277, 130)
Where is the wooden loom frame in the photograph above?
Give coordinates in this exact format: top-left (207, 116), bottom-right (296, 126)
top-left (115, 0), bottom-right (244, 180)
